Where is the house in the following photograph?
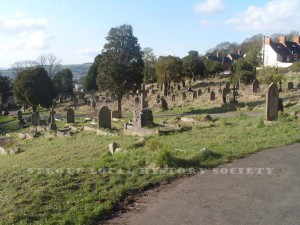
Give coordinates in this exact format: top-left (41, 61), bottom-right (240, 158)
top-left (206, 50), bottom-right (243, 71)
top-left (263, 36), bottom-right (300, 67)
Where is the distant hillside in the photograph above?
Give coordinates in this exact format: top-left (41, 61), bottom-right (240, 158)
top-left (0, 63), bottom-right (92, 80)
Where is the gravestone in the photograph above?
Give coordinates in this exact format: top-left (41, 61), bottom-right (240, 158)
top-left (207, 87), bottom-right (211, 93)
top-left (197, 89), bottom-right (202, 96)
top-left (177, 84), bottom-right (181, 91)
top-left (265, 83), bottom-right (279, 121)
top-left (225, 82), bottom-right (230, 93)
top-left (192, 91), bottom-right (197, 99)
top-left (182, 92), bottom-right (186, 101)
top-left (95, 96), bottom-right (100, 102)
top-left (161, 97), bottom-right (168, 111)
top-left (87, 99), bottom-right (91, 106)
top-left (137, 83), bottom-right (149, 109)
top-left (278, 80), bottom-right (282, 92)
top-left (218, 84), bottom-right (222, 93)
top-left (252, 79), bottom-right (259, 93)
top-left (187, 84), bottom-right (192, 92)
top-left (132, 109), bottom-right (153, 128)
top-left (231, 85), bottom-right (238, 103)
top-left (17, 110), bottom-right (23, 121)
top-left (48, 108), bottom-right (57, 131)
top-left (134, 96), bottom-right (140, 107)
top-left (278, 98), bottom-right (283, 112)
top-left (171, 94), bottom-right (176, 102)
top-left (288, 82), bottom-right (294, 90)
top-left (66, 108), bottom-right (75, 123)
top-left (98, 106), bottom-right (111, 129)
top-left (170, 86), bottom-right (174, 93)
top-left (156, 94), bottom-right (161, 103)
top-left (222, 88), bottom-right (227, 103)
top-left (59, 96), bottom-right (63, 103)
top-left (91, 100), bottom-right (96, 108)
top-left (31, 112), bottom-right (39, 126)
top-left (210, 91), bottom-right (215, 101)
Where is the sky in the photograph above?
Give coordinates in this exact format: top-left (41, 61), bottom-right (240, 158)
top-left (0, 0), bottom-right (300, 68)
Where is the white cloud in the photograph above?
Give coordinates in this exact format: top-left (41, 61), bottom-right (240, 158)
top-left (199, 19), bottom-right (218, 27)
top-left (0, 14), bottom-right (52, 50)
top-left (2, 31), bottom-right (52, 50)
top-left (194, 0), bottom-right (224, 13)
top-left (225, 0), bottom-right (300, 33)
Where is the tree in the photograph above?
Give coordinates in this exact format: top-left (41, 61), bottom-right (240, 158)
top-left (84, 54), bottom-right (102, 92)
top-left (155, 55), bottom-right (183, 95)
top-left (13, 67), bottom-right (57, 110)
top-left (0, 73), bottom-right (12, 103)
top-left (257, 66), bottom-right (284, 85)
top-left (143, 47), bottom-right (157, 83)
top-left (232, 58), bottom-right (255, 83)
top-left (97, 24), bottom-right (144, 111)
top-left (52, 68), bottom-right (74, 95)
top-left (11, 60), bottom-right (38, 77)
top-left (182, 50), bottom-right (205, 81)
top-left (36, 54), bottom-right (62, 77)
top-left (202, 57), bottom-right (223, 75)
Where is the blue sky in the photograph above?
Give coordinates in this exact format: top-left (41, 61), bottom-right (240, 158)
top-left (0, 0), bottom-right (299, 68)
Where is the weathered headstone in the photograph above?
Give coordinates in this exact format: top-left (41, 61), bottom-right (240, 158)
top-left (218, 84), bottom-right (222, 93)
top-left (98, 106), bottom-right (111, 129)
top-left (66, 108), bottom-right (75, 123)
top-left (207, 87), bottom-right (211, 93)
top-left (17, 110), bottom-right (23, 121)
top-left (222, 88), bottom-right (227, 103)
top-left (192, 91), bottom-right (197, 99)
top-left (134, 96), bottom-right (140, 107)
top-left (210, 91), bottom-right (215, 101)
top-left (161, 97), bottom-right (168, 111)
top-left (278, 80), bottom-right (282, 92)
top-left (137, 83), bottom-right (149, 110)
top-left (288, 82), bottom-right (294, 90)
top-left (231, 85), bottom-right (238, 103)
top-left (31, 112), bottom-right (39, 126)
top-left (177, 84), bottom-right (181, 91)
top-left (171, 94), bottom-right (176, 102)
top-left (278, 98), bottom-right (283, 112)
top-left (197, 89), bottom-right (202, 96)
top-left (48, 108), bottom-right (57, 131)
top-left (91, 100), bottom-right (96, 108)
top-left (225, 82), bottom-right (230, 93)
top-left (265, 83), bottom-right (279, 121)
top-left (182, 92), bottom-right (186, 101)
top-left (252, 79), bottom-right (259, 93)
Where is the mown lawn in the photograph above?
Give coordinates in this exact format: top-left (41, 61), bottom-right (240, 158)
top-left (0, 113), bottom-right (299, 225)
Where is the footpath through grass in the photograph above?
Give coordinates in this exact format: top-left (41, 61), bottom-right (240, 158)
top-left (0, 113), bottom-right (299, 224)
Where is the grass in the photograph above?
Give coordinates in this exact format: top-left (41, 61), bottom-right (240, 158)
top-left (0, 116), bottom-right (16, 125)
top-left (0, 113), bottom-right (300, 224)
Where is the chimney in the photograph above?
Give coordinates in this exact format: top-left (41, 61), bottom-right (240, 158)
top-left (293, 36), bottom-right (300, 45)
top-left (265, 36), bottom-right (271, 45)
top-left (216, 51), bottom-right (222, 58)
top-left (237, 49), bottom-right (242, 55)
top-left (279, 36), bottom-right (286, 45)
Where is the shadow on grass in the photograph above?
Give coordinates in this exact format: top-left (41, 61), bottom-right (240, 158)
top-left (184, 105), bottom-right (237, 115)
top-left (245, 100), bottom-right (265, 108)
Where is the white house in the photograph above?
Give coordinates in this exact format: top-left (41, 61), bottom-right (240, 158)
top-left (263, 36), bottom-right (300, 68)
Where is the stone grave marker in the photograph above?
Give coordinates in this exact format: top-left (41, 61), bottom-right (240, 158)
top-left (171, 94), bottom-right (176, 102)
top-left (288, 82), bottom-right (294, 90)
top-left (222, 88), bottom-right (227, 103)
top-left (192, 91), bottom-right (197, 99)
top-left (17, 110), bottom-right (22, 121)
top-left (98, 106), bottom-right (111, 129)
top-left (207, 87), bottom-right (211, 93)
top-left (197, 89), bottom-right (202, 96)
top-left (91, 100), bottom-right (96, 108)
top-left (134, 96), bottom-right (140, 107)
top-left (66, 108), bottom-right (75, 123)
top-left (225, 82), bottom-right (230, 93)
top-left (31, 112), bottom-right (39, 126)
top-left (210, 90), bottom-right (215, 101)
top-left (182, 92), bottom-right (186, 101)
top-left (265, 83), bottom-right (279, 121)
top-left (252, 79), bottom-right (259, 93)
top-left (161, 97), bottom-right (168, 110)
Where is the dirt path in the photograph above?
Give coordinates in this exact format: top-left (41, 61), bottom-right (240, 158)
top-left (104, 143), bottom-right (300, 225)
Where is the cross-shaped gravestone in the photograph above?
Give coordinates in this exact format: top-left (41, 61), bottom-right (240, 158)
top-left (137, 83), bottom-right (149, 110)
top-left (231, 85), bottom-right (238, 103)
top-left (49, 108), bottom-right (57, 131)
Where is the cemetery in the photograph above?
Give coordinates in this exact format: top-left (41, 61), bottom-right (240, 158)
top-left (1, 74), bottom-right (300, 224)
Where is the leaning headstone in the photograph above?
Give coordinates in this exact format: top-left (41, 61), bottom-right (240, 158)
top-left (109, 142), bottom-right (120, 155)
top-left (31, 112), bottom-right (39, 126)
top-left (265, 83), bottom-right (279, 121)
top-left (210, 91), bottom-right (216, 101)
top-left (66, 108), bottom-right (75, 123)
top-left (288, 82), bottom-right (294, 90)
top-left (252, 79), bottom-right (259, 93)
top-left (98, 106), bottom-right (111, 129)
top-left (161, 97), bottom-right (168, 111)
